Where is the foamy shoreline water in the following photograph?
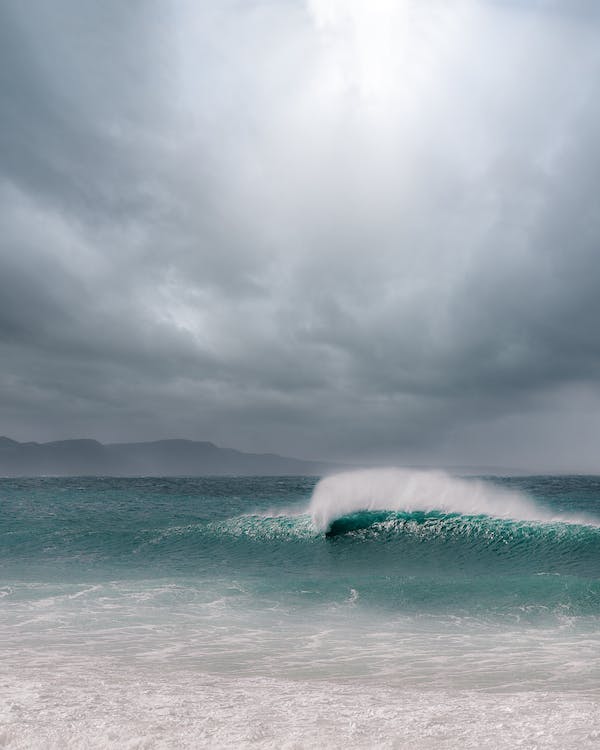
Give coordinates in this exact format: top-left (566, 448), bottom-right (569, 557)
top-left (1, 660), bottom-right (599, 750)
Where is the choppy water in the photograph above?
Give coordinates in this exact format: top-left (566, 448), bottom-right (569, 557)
top-left (1, 470), bottom-right (599, 748)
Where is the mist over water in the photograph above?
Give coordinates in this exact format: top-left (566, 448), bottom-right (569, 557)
top-left (309, 468), bottom-right (597, 530)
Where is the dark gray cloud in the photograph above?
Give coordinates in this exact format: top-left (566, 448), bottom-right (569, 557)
top-left (1, 0), bottom-right (600, 470)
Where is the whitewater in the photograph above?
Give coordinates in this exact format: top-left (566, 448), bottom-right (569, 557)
top-left (309, 468), bottom-right (598, 529)
top-left (1, 471), bottom-right (599, 748)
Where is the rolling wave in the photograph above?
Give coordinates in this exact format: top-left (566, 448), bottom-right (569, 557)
top-left (309, 469), bottom-right (598, 531)
top-left (179, 507), bottom-right (599, 550)
top-left (200, 504), bottom-right (600, 585)
top-left (322, 508), bottom-right (599, 553)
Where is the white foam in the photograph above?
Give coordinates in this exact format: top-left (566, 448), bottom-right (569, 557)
top-left (0, 659), bottom-right (598, 749)
top-left (309, 468), bottom-right (591, 531)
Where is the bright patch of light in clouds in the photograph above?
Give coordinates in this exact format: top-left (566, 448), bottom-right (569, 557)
top-left (307, 0), bottom-right (468, 106)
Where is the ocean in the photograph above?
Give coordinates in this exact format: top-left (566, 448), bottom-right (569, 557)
top-left (1, 469), bottom-right (599, 748)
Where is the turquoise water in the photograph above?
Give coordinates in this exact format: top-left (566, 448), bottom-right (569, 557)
top-left (2, 473), bottom-right (599, 613)
top-left (1, 471), bottom-right (599, 748)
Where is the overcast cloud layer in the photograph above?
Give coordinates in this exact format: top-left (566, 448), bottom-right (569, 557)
top-left (1, 0), bottom-right (600, 470)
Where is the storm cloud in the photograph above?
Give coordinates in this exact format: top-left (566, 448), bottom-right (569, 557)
top-left (1, 0), bottom-right (600, 470)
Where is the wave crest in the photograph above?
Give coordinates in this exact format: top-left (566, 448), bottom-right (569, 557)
top-left (309, 469), bottom-right (588, 532)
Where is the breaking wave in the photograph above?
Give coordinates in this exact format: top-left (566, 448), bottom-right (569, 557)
top-left (309, 469), bottom-right (595, 532)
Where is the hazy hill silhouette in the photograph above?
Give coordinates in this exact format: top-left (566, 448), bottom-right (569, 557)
top-left (0, 437), bottom-right (328, 476)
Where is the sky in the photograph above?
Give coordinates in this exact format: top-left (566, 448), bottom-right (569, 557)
top-left (1, 0), bottom-right (600, 470)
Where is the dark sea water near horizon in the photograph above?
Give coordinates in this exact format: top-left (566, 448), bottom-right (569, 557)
top-left (1, 471), bottom-right (599, 748)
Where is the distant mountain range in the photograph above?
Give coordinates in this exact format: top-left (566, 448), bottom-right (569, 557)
top-left (0, 437), bottom-right (330, 477)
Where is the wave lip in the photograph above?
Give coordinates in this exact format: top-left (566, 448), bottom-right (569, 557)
top-left (309, 468), bottom-right (592, 532)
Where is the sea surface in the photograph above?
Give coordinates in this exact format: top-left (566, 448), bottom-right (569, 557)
top-left (1, 469), bottom-right (599, 748)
